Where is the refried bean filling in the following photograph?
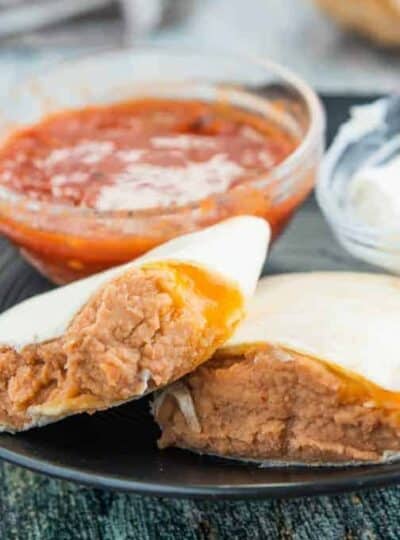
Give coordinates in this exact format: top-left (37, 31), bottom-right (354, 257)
top-left (0, 263), bottom-right (243, 431)
top-left (156, 345), bottom-right (400, 462)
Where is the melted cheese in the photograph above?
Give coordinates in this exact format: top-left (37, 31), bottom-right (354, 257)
top-left (318, 354), bottom-right (400, 413)
top-left (145, 261), bottom-right (244, 348)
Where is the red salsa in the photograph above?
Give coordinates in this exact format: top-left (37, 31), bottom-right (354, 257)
top-left (0, 99), bottom-right (306, 283)
top-left (0, 99), bottom-right (295, 210)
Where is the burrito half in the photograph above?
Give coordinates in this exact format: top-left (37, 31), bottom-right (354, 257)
top-left (0, 216), bottom-right (269, 431)
top-left (155, 272), bottom-right (400, 465)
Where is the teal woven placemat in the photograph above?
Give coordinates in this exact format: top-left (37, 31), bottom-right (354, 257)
top-left (1, 462), bottom-right (397, 539)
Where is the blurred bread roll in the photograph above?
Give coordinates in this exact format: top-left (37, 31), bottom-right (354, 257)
top-left (314, 0), bottom-right (400, 46)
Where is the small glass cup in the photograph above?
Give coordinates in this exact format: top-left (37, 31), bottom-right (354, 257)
top-left (317, 97), bottom-right (400, 274)
top-left (0, 47), bottom-right (325, 283)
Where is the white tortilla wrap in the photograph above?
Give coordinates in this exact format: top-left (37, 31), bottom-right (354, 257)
top-left (0, 216), bottom-right (269, 350)
top-left (226, 271), bottom-right (400, 392)
top-left (0, 216), bottom-right (270, 431)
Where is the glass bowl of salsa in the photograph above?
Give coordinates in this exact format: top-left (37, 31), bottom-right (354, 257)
top-left (0, 47), bottom-right (325, 283)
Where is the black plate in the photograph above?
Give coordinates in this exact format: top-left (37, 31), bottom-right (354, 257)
top-left (2, 395), bottom-right (400, 499)
top-left (0, 95), bottom-right (397, 499)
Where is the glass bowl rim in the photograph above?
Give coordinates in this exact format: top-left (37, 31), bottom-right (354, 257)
top-left (315, 96), bottom-right (400, 246)
top-left (0, 45), bottom-right (325, 219)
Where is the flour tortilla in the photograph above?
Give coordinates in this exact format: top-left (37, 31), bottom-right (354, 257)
top-left (0, 216), bottom-right (269, 350)
top-left (226, 272), bottom-right (400, 392)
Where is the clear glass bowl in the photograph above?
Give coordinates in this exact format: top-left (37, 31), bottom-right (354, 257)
top-left (0, 47), bottom-right (324, 283)
top-left (317, 97), bottom-right (400, 274)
